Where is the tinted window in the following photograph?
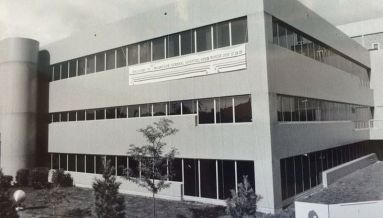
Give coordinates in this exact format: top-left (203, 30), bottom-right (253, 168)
top-left (52, 154), bottom-right (59, 169)
top-left (53, 65), bottom-right (60, 81)
top-left (180, 30), bottom-right (195, 55)
top-left (218, 160), bottom-right (235, 199)
top-left (69, 60), bottom-right (77, 77)
top-left (68, 111), bottom-right (76, 121)
top-left (86, 55), bottom-right (95, 74)
top-left (234, 95), bottom-right (252, 122)
top-left (198, 98), bottom-right (215, 124)
top-left (86, 110), bottom-right (95, 120)
top-left (214, 21), bottom-right (230, 48)
top-left (106, 49), bottom-right (115, 70)
top-left (86, 155), bottom-right (95, 173)
top-left (153, 103), bottom-right (167, 116)
top-left (140, 41), bottom-right (151, 63)
top-left (140, 104), bottom-right (151, 117)
top-left (116, 106), bottom-right (127, 118)
top-left (217, 97), bottom-right (233, 123)
top-left (200, 159), bottom-right (217, 198)
top-left (60, 112), bottom-right (68, 122)
top-left (68, 154), bottom-right (76, 171)
top-left (169, 101), bottom-right (181, 115)
top-left (170, 158), bottom-right (182, 182)
top-left (96, 109), bottom-right (105, 120)
top-left (52, 113), bottom-right (60, 122)
top-left (128, 44), bottom-right (139, 65)
top-left (106, 108), bottom-right (115, 119)
top-left (128, 105), bottom-right (139, 118)
top-left (167, 34), bottom-right (180, 58)
top-left (60, 154), bottom-right (67, 170)
top-left (61, 62), bottom-right (68, 79)
top-left (184, 159), bottom-right (199, 196)
top-left (116, 47), bottom-right (127, 68)
top-left (128, 158), bottom-right (139, 177)
top-left (78, 58), bottom-right (86, 76)
top-left (152, 37), bottom-right (165, 61)
top-left (77, 110), bottom-right (85, 121)
top-left (196, 26), bottom-right (212, 52)
top-left (117, 156), bottom-right (127, 176)
top-left (77, 154), bottom-right (85, 172)
top-left (96, 52), bottom-right (105, 72)
top-left (95, 155), bottom-right (105, 174)
top-left (236, 161), bottom-right (255, 191)
top-left (231, 17), bottom-right (248, 45)
top-left (182, 100), bottom-right (196, 114)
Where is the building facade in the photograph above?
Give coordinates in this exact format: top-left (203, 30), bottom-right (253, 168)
top-left (0, 0), bottom-right (374, 213)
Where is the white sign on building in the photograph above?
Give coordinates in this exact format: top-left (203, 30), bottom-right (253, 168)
top-left (128, 44), bottom-right (247, 85)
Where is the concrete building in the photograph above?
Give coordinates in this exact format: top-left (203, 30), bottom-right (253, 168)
top-left (0, 0), bottom-right (375, 213)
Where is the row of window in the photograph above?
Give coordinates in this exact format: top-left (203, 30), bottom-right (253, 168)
top-left (272, 19), bottom-right (370, 84)
top-left (280, 141), bottom-right (369, 200)
top-left (50, 153), bottom-right (254, 200)
top-left (50, 95), bottom-right (252, 124)
top-left (50, 17), bottom-right (248, 82)
top-left (277, 95), bottom-right (372, 123)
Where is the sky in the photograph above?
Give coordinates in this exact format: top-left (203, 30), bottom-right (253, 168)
top-left (0, 0), bottom-right (382, 46)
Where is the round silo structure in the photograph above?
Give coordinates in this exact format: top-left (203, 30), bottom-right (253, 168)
top-left (0, 38), bottom-right (39, 176)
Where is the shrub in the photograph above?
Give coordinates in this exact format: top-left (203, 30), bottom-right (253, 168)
top-left (31, 167), bottom-right (49, 189)
top-left (16, 168), bottom-right (29, 187)
top-left (52, 169), bottom-right (73, 187)
top-left (226, 175), bottom-right (261, 218)
top-left (0, 175), bottom-right (13, 189)
top-left (93, 160), bottom-right (125, 218)
top-left (0, 169), bottom-right (18, 218)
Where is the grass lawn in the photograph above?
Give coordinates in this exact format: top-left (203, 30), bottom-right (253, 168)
top-left (14, 186), bottom-right (226, 218)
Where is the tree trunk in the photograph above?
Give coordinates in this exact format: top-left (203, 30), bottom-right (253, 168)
top-left (153, 192), bottom-right (156, 218)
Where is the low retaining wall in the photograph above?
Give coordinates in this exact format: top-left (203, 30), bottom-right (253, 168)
top-left (322, 153), bottom-right (377, 188)
top-left (295, 200), bottom-right (383, 218)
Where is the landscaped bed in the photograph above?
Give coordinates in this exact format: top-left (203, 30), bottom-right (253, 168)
top-left (15, 186), bottom-right (226, 218)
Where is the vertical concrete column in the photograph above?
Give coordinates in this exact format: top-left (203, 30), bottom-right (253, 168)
top-left (0, 38), bottom-right (40, 176)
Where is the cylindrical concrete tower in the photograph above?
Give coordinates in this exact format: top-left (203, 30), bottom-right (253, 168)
top-left (0, 38), bottom-right (39, 176)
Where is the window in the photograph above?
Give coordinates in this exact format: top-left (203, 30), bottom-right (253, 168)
top-left (140, 104), bottom-right (151, 117)
top-left (214, 21), bottom-right (230, 49)
top-left (96, 52), bottom-right (105, 72)
top-left (198, 98), bottom-right (215, 124)
top-left (372, 43), bottom-right (380, 50)
top-left (69, 60), bottom-right (77, 77)
top-left (117, 156), bottom-right (127, 176)
top-left (170, 158), bottom-right (182, 182)
top-left (116, 47), bottom-right (127, 68)
top-left (280, 159), bottom-right (287, 200)
top-left (236, 161), bottom-right (255, 193)
top-left (182, 100), bottom-right (196, 114)
top-left (200, 159), bottom-right (217, 198)
top-left (180, 30), bottom-right (195, 55)
top-left (152, 37), bottom-right (165, 61)
top-left (86, 109), bottom-right (95, 120)
top-left (140, 41), bottom-right (151, 63)
top-left (60, 112), bottom-right (68, 122)
top-left (68, 154), bottom-right (76, 171)
top-left (216, 97), bottom-right (233, 123)
top-left (153, 102), bottom-right (167, 116)
top-left (77, 154), bottom-right (85, 172)
top-left (184, 159), bottom-right (199, 196)
top-left (128, 44), bottom-right (139, 65)
top-left (302, 155), bottom-right (310, 191)
top-left (167, 34), bottom-right (179, 58)
top-left (60, 154), bottom-right (67, 170)
top-left (128, 105), bottom-right (139, 118)
top-left (116, 106), bottom-right (127, 118)
top-left (218, 160), bottom-right (235, 199)
top-left (106, 156), bottom-right (116, 174)
top-left (128, 158), bottom-right (139, 177)
top-left (308, 153), bottom-right (317, 187)
top-left (231, 17), bottom-right (248, 45)
top-left (169, 101), bottom-right (181, 115)
top-left (95, 155), bottom-right (105, 174)
top-left (234, 95), bottom-right (252, 122)
top-left (77, 111), bottom-right (85, 121)
top-left (285, 157), bottom-right (295, 198)
top-left (53, 65), bottom-right (60, 81)
top-left (68, 111), bottom-right (76, 121)
top-left (294, 156), bottom-right (303, 194)
top-left (78, 57), bottom-right (86, 76)
top-left (86, 155), bottom-right (95, 173)
top-left (278, 23), bottom-right (287, 48)
top-left (106, 49), bottom-right (116, 70)
top-left (61, 62), bottom-right (68, 79)
top-left (106, 108), bottom-right (115, 119)
top-left (96, 109), bottom-right (105, 120)
top-left (86, 55), bottom-right (95, 74)
top-left (52, 113), bottom-right (60, 122)
top-left (52, 154), bottom-right (59, 169)
top-left (196, 26), bottom-right (212, 52)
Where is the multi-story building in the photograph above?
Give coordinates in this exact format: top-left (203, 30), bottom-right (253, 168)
top-left (0, 0), bottom-right (374, 213)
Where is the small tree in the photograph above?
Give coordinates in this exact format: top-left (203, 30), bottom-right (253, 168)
top-left (226, 175), bottom-right (261, 218)
top-left (42, 186), bottom-right (70, 217)
top-left (126, 118), bottom-right (178, 218)
top-left (0, 169), bottom-right (18, 218)
top-left (93, 160), bottom-right (125, 218)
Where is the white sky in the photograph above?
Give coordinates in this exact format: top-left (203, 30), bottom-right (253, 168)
top-left (0, 0), bottom-right (382, 46)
